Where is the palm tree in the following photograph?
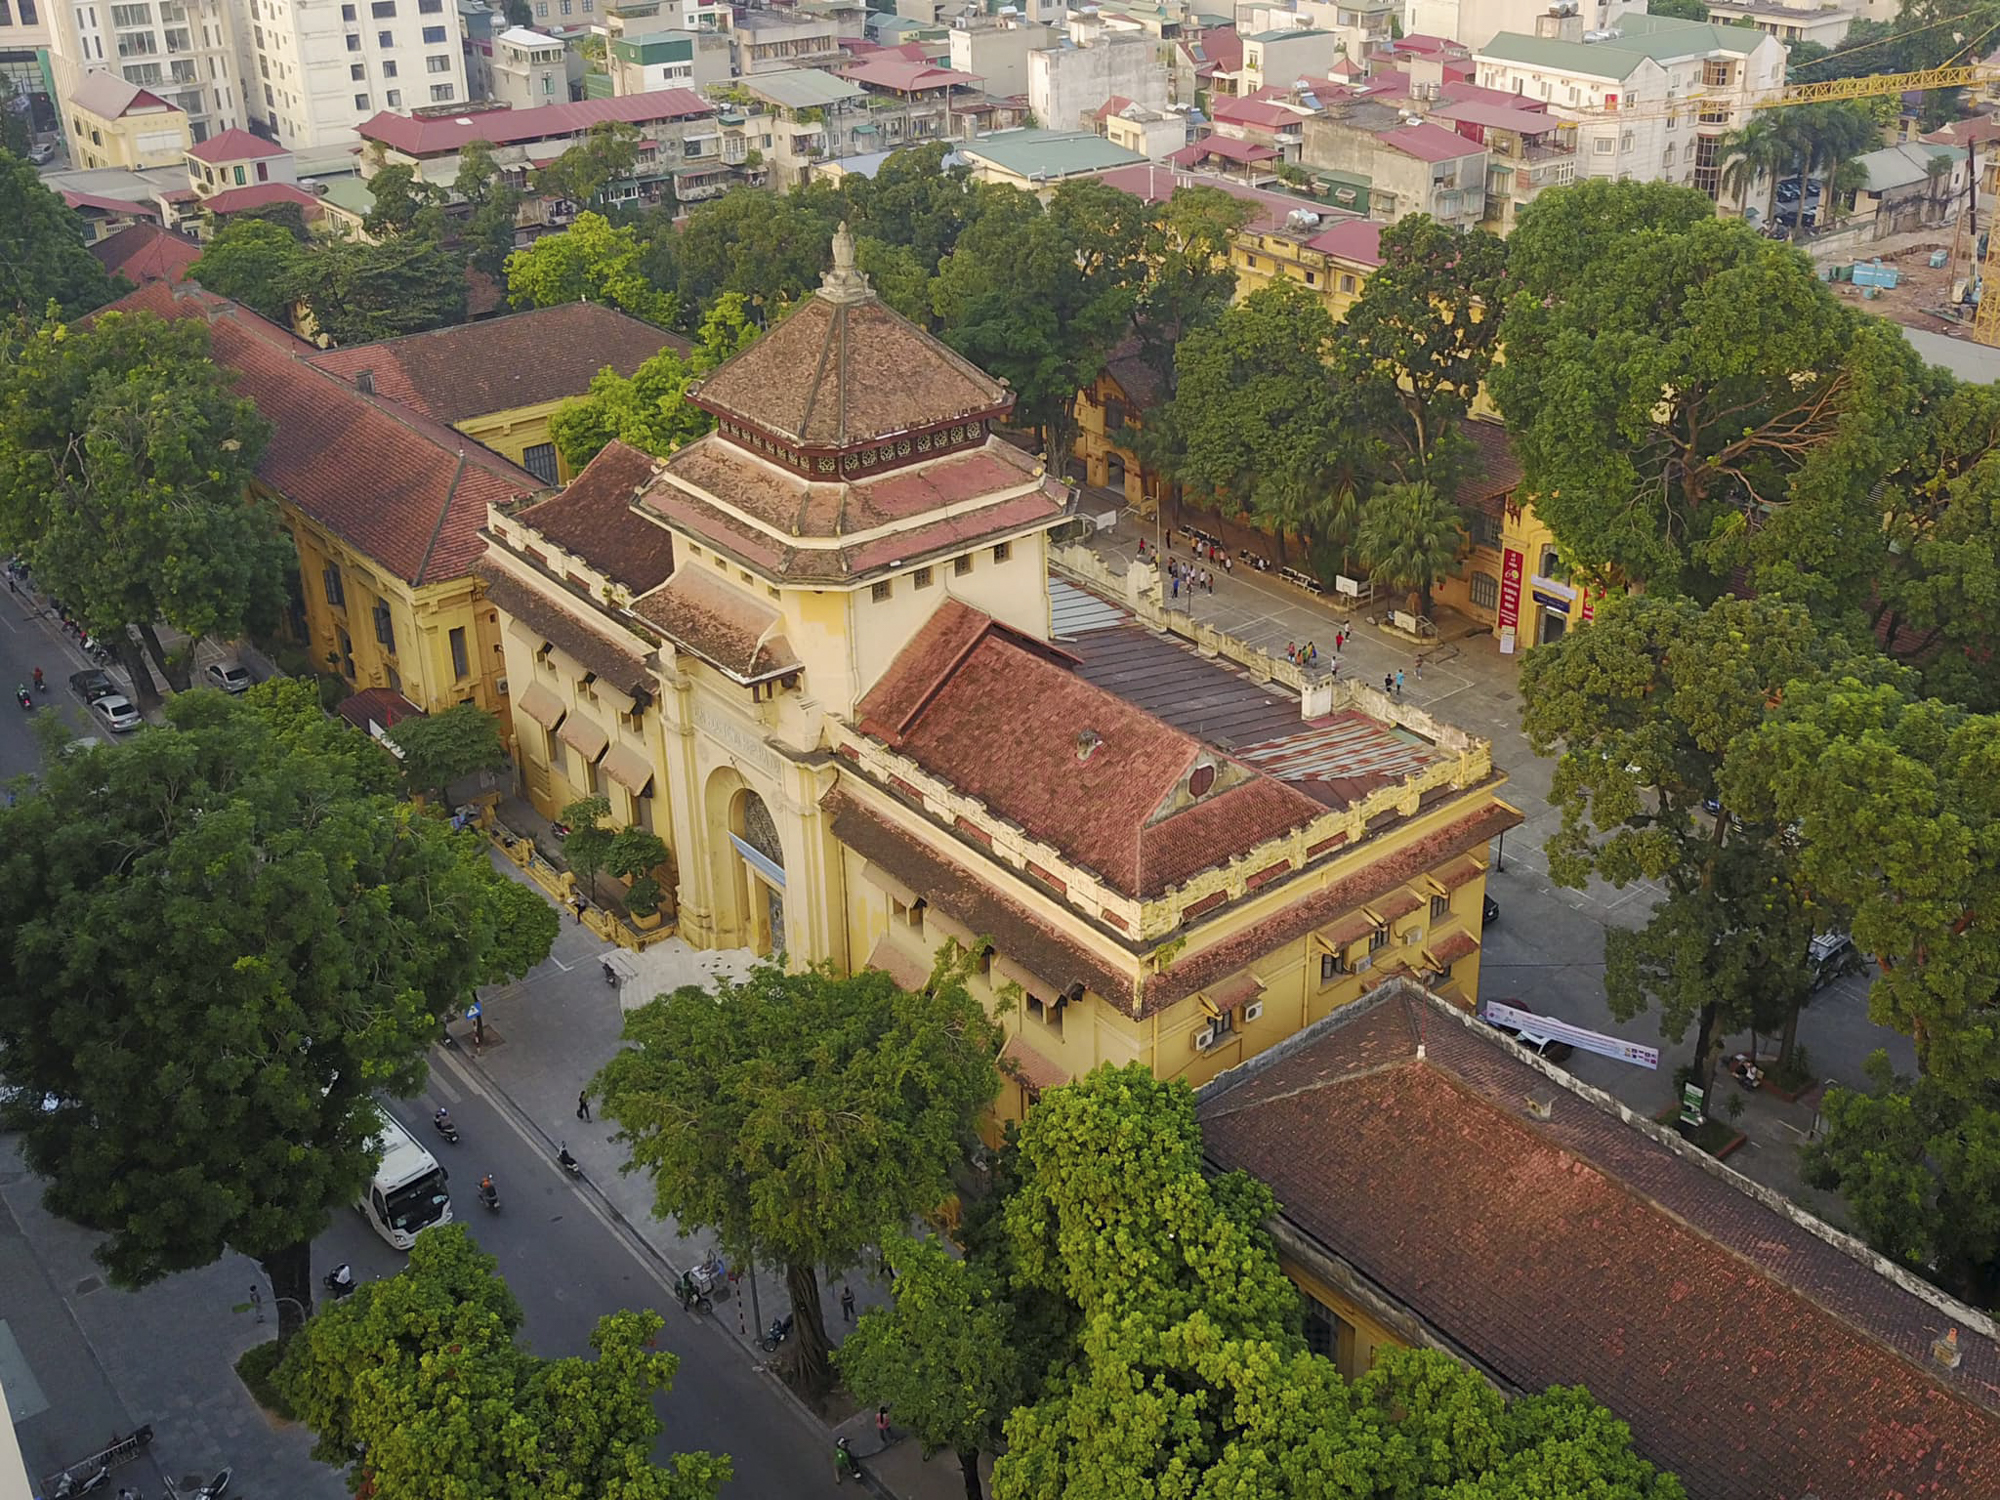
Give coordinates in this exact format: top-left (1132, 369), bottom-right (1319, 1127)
top-left (1924, 150), bottom-right (1954, 222)
top-left (1720, 114), bottom-right (1783, 219)
top-left (1820, 157), bottom-right (1868, 225)
top-left (1355, 480), bottom-right (1464, 620)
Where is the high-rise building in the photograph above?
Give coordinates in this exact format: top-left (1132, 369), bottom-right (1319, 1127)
top-left (48, 0), bottom-right (241, 145)
top-left (237, 0), bottom-right (468, 152)
top-left (1, 0), bottom-right (57, 136)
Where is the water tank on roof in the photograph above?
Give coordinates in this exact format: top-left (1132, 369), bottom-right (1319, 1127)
top-left (1581, 26), bottom-right (1619, 40)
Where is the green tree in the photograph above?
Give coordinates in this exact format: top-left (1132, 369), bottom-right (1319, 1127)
top-left (387, 699), bottom-right (510, 803)
top-left (1495, 188), bottom-right (1907, 593)
top-left (594, 957), bottom-right (1001, 1395)
top-left (1800, 1053), bottom-right (2000, 1301)
top-left (189, 217), bottom-right (307, 321)
top-left (293, 233), bottom-right (468, 344)
top-left (0, 309), bottom-right (288, 699)
top-left (534, 121), bottom-right (642, 208)
top-left (1648, 0), bottom-right (1707, 16)
top-left (278, 1224), bottom-right (728, 1499)
top-left (505, 209), bottom-right (678, 327)
top-left (607, 824), bottom-right (669, 880)
top-left (0, 147), bottom-right (121, 317)
top-left (455, 139), bottom-right (526, 278)
top-left (669, 187), bottom-right (837, 324)
top-left (1354, 479), bottom-right (1463, 619)
top-left (1521, 594), bottom-right (1876, 1105)
top-left (560, 794), bottom-right (614, 905)
top-left (1339, 214), bottom-right (1507, 480)
top-left (548, 292), bottom-right (755, 469)
top-left (0, 683), bottom-right (553, 1343)
top-left (362, 162), bottom-right (447, 239)
top-left (1719, 112), bottom-right (1784, 217)
top-left (1127, 185), bottom-right (1254, 397)
top-left (837, 1234), bottom-right (1023, 1500)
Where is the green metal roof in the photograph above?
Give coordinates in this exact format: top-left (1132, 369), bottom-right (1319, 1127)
top-left (1853, 141), bottom-right (1964, 192)
top-left (1478, 16), bottom-right (1767, 78)
top-left (739, 67), bottom-right (866, 109)
top-left (960, 128), bottom-right (1145, 180)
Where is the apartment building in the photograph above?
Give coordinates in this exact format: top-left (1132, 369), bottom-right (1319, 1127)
top-left (1472, 14), bottom-right (1784, 205)
top-left (945, 16), bottom-right (1052, 99)
top-left (1408, 0), bottom-right (1643, 53)
top-left (1703, 0), bottom-right (1856, 49)
top-left (604, 27), bottom-right (728, 94)
top-left (2, 0), bottom-right (55, 135)
top-left (1430, 93), bottom-right (1574, 231)
top-left (49, 0), bottom-right (241, 147)
top-left (730, 5), bottom-right (841, 75)
top-left (236, 0), bottom-right (470, 151)
top-left (1029, 34), bottom-right (1168, 134)
top-left (1300, 102), bottom-right (1488, 227)
top-left (63, 67), bottom-right (189, 163)
top-left (490, 24), bottom-right (562, 106)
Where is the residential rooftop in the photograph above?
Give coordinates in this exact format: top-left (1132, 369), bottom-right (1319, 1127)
top-left (1198, 981), bottom-right (2000, 1500)
top-left (358, 90), bottom-right (713, 156)
top-left (1477, 14), bottom-right (1766, 76)
top-left (734, 66), bottom-right (868, 110)
top-left (958, 127), bottom-right (1146, 179)
top-left (1095, 162), bottom-right (1366, 239)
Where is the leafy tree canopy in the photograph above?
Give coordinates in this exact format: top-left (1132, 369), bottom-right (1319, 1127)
top-left (294, 232), bottom-right (468, 344)
top-left (0, 147), bottom-right (120, 318)
top-left (362, 162), bottom-right (448, 239)
top-left (387, 699), bottom-right (510, 803)
top-left (505, 209), bottom-right (678, 327)
top-left (594, 956), bottom-right (1000, 1394)
top-left (279, 1224), bottom-right (728, 1500)
top-left (190, 216), bottom-right (306, 322)
top-left (1355, 479), bottom-right (1464, 619)
top-left (0, 682), bottom-right (553, 1339)
top-left (0, 308), bottom-right (288, 695)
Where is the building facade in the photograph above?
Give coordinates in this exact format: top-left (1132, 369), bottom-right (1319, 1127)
top-left (62, 68), bottom-right (188, 164)
top-left (49, 0), bottom-right (242, 148)
top-left (489, 24), bottom-right (563, 107)
top-left (478, 227), bottom-right (1520, 1128)
top-left (1029, 33), bottom-right (1168, 133)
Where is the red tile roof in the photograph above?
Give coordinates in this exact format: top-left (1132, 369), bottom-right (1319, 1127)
top-left (630, 567), bottom-right (798, 682)
top-left (88, 222), bottom-right (200, 287)
top-left (1431, 98), bottom-right (1564, 134)
top-left (1211, 95), bottom-right (1304, 130)
top-left (1304, 217), bottom-right (1383, 266)
top-left (839, 56), bottom-right (977, 91)
top-left (855, 602), bottom-right (1325, 898)
top-left (358, 91), bottom-right (714, 157)
top-left (1192, 25), bottom-right (1242, 75)
top-left (96, 281), bottom-right (537, 586)
top-left (305, 303), bottom-right (685, 426)
top-left (1199, 989), bottom-right (2000, 1500)
top-left (1377, 120), bottom-right (1479, 162)
top-left (201, 183), bottom-right (322, 216)
top-left (1455, 419), bottom-right (1521, 517)
top-left (1093, 94), bottom-right (1135, 120)
top-left (335, 687), bottom-right (424, 732)
top-left (62, 190), bottom-right (161, 219)
top-left (1169, 134), bottom-right (1280, 166)
top-left (1441, 78), bottom-right (1544, 111)
top-left (187, 128), bottom-right (292, 164)
top-left (1095, 162), bottom-right (1352, 234)
top-left (511, 439), bottom-right (674, 592)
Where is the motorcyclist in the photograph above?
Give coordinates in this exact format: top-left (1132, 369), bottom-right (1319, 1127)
top-left (434, 1106), bottom-right (454, 1132)
top-left (15, 685), bottom-right (28, 708)
top-left (328, 1263), bottom-right (354, 1297)
top-left (557, 1143), bottom-right (578, 1172)
top-left (31, 667), bottom-right (43, 691)
top-left (478, 1173), bottom-right (498, 1205)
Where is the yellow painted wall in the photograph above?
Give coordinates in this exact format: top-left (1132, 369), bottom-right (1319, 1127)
top-left (1285, 1256), bottom-right (1409, 1383)
top-left (286, 505), bottom-right (510, 736)
top-left (1230, 229), bottom-right (1374, 323)
top-left (455, 399), bottom-right (579, 484)
top-left (68, 103), bottom-right (191, 170)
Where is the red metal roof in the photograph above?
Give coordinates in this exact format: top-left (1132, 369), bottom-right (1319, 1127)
top-left (1211, 95), bottom-right (1304, 130)
top-left (201, 182), bottom-right (321, 215)
top-left (1377, 120), bottom-right (1479, 162)
top-left (62, 190), bottom-right (161, 218)
top-left (1304, 217), bottom-right (1382, 266)
top-left (839, 55), bottom-right (977, 91)
top-left (1432, 98), bottom-right (1564, 134)
top-left (1169, 134), bottom-right (1280, 166)
top-left (359, 90), bottom-right (714, 156)
top-left (187, 127), bottom-right (292, 164)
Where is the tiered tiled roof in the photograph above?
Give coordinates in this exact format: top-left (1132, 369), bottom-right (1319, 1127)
top-left (96, 282), bottom-right (538, 585)
top-left (1199, 987), bottom-right (2000, 1500)
top-left (306, 304), bottom-right (688, 426)
top-left (855, 601), bottom-right (1326, 899)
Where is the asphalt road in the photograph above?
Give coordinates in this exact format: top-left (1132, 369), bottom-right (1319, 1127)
top-left (318, 1058), bottom-right (839, 1495)
top-left (0, 584), bottom-right (117, 779)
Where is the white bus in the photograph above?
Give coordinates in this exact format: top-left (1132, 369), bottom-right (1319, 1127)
top-left (357, 1111), bottom-right (452, 1250)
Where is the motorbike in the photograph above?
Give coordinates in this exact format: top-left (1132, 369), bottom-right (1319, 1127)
top-left (323, 1265), bottom-right (356, 1299)
top-left (15, 687), bottom-right (30, 710)
top-left (688, 1253), bottom-right (728, 1301)
top-left (758, 1312), bottom-right (795, 1353)
top-left (602, 958), bottom-right (620, 987)
top-left (164, 1467), bottom-right (232, 1500)
top-left (433, 1109), bottom-right (459, 1145)
top-left (478, 1177), bottom-right (501, 1212)
top-left (557, 1143), bottom-right (582, 1178)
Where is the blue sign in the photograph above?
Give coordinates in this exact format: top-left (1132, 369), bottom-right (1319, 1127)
top-left (465, 1002), bottom-right (483, 1018)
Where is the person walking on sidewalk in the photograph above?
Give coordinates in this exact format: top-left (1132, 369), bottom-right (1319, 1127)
top-left (577, 1090), bottom-right (591, 1122)
top-left (1383, 672), bottom-right (1394, 695)
top-left (876, 1407), bottom-right (896, 1446)
top-left (1395, 669), bottom-right (1405, 698)
top-left (834, 1437), bottom-right (863, 1485)
top-left (841, 1284), bottom-right (857, 1322)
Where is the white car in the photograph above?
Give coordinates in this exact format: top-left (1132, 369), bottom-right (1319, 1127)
top-left (205, 660), bottom-right (253, 694)
top-left (91, 694), bottom-right (141, 733)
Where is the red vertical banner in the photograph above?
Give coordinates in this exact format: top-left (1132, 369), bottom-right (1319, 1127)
top-left (1579, 588), bottom-right (1597, 624)
top-left (1497, 547), bottom-right (1524, 653)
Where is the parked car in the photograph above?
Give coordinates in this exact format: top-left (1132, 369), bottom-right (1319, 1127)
top-left (68, 668), bottom-right (118, 705)
top-left (90, 694), bottom-right (141, 733)
top-left (1808, 931), bottom-right (1861, 991)
top-left (26, 143), bottom-right (54, 166)
top-left (204, 660), bottom-right (253, 694)
top-left (1775, 179), bottom-right (1803, 203)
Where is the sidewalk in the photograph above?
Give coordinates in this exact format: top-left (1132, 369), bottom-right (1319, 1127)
top-left (457, 851), bottom-right (973, 1500)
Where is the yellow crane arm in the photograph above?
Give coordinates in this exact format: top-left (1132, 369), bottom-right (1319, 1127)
top-left (1758, 62), bottom-right (2000, 107)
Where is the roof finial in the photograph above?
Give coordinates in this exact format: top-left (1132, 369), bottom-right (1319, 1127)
top-left (819, 221), bottom-right (874, 306)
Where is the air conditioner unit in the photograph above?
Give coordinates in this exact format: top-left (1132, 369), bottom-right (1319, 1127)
top-left (1193, 1023), bottom-right (1218, 1051)
top-left (1243, 1001), bottom-right (1264, 1023)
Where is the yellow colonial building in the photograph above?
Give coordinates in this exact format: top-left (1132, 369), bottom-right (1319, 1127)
top-left (478, 226), bottom-right (1520, 1122)
top-left (307, 304), bottom-right (688, 486)
top-left (1229, 216), bottom-right (1383, 322)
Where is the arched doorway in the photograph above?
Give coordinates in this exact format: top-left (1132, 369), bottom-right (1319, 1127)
top-left (734, 790), bottom-right (786, 958)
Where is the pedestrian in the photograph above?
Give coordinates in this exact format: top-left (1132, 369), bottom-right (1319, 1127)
top-left (577, 1090), bottom-right (591, 1122)
top-left (1285, 641), bottom-right (1297, 663)
top-left (834, 1437), bottom-right (862, 1485)
top-left (876, 1407), bottom-right (895, 1446)
top-left (570, 896), bottom-right (586, 923)
top-left (841, 1284), bottom-right (857, 1323)
top-left (1307, 642), bottom-right (1317, 666)
top-left (249, 1284), bottom-right (264, 1324)
top-left (472, 1013), bottom-right (486, 1049)
top-left (1334, 629), bottom-right (1345, 653)
top-left (1415, 655), bottom-right (1424, 680)
top-left (1395, 668), bottom-right (1405, 697)
top-left (1137, 537), bottom-right (1147, 560)
top-left (1384, 672), bottom-right (1394, 695)
top-left (1224, 553), bottom-right (1233, 573)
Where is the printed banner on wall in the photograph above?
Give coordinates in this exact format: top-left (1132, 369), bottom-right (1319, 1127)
top-left (1497, 547), bottom-right (1525, 654)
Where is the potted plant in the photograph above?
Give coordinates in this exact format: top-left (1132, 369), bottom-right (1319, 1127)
top-left (625, 874), bottom-right (664, 930)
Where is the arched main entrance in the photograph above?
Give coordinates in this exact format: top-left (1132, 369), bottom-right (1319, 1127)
top-left (704, 767), bottom-right (786, 957)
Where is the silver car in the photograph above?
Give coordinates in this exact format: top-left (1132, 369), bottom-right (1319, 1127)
top-left (91, 694), bottom-right (141, 733)
top-left (205, 660), bottom-right (253, 694)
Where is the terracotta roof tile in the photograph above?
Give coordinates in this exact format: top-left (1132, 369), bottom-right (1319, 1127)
top-left (473, 564), bottom-right (652, 697)
top-left (630, 568), bottom-right (798, 682)
top-left (1199, 994), bottom-right (2000, 1500)
top-left (826, 789), bottom-right (1136, 1008)
top-left (202, 183), bottom-right (322, 216)
top-left (306, 303), bottom-right (686, 426)
top-left (357, 90), bottom-right (714, 156)
top-left (856, 605), bottom-right (1324, 898)
top-left (512, 439), bottom-right (674, 592)
top-left (335, 687), bottom-right (424, 732)
top-left (866, 935), bottom-right (933, 992)
top-left (88, 222), bottom-right (200, 287)
top-left (1425, 928), bottom-right (1478, 966)
top-left (96, 282), bottom-right (534, 585)
top-left (692, 293), bottom-right (1011, 449)
top-left (1455, 418), bottom-right (1521, 516)
top-left (1102, 336), bottom-right (1165, 410)
top-left (1002, 1035), bottom-right (1071, 1091)
top-left (187, 127), bottom-right (291, 163)
top-left (1169, 134), bottom-right (1280, 166)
